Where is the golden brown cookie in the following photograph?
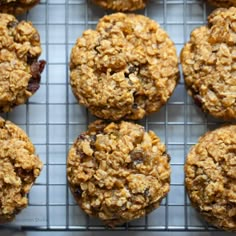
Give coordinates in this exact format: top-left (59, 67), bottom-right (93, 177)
top-left (207, 0), bottom-right (236, 8)
top-left (67, 120), bottom-right (170, 227)
top-left (181, 7), bottom-right (236, 120)
top-left (70, 13), bottom-right (179, 121)
top-left (185, 125), bottom-right (236, 231)
top-left (0, 117), bottom-right (43, 223)
top-left (0, 13), bottom-right (45, 113)
top-left (0, 0), bottom-right (39, 15)
top-left (92, 0), bottom-right (147, 11)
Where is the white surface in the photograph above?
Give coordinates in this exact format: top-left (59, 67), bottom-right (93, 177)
top-left (0, 0), bottom-right (229, 234)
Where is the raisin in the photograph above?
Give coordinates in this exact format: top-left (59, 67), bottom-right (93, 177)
top-left (78, 134), bottom-right (86, 141)
top-left (144, 188), bottom-right (150, 198)
top-left (38, 60), bottom-right (46, 73)
top-left (27, 60), bottom-right (46, 93)
top-left (105, 26), bottom-right (112, 32)
top-left (29, 61), bottom-right (45, 81)
top-left (90, 135), bottom-right (97, 149)
top-left (132, 103), bottom-right (138, 109)
top-left (226, 203), bottom-right (235, 210)
top-left (130, 149), bottom-right (145, 164)
top-left (76, 149), bottom-right (86, 158)
top-left (193, 94), bottom-right (203, 107)
top-left (128, 66), bottom-right (138, 74)
top-left (125, 65), bottom-right (139, 78)
top-left (27, 77), bottom-right (40, 94)
top-left (31, 60), bottom-right (46, 77)
top-left (163, 152), bottom-right (171, 162)
top-left (74, 186), bottom-right (83, 197)
top-left (27, 53), bottom-right (37, 65)
top-left (124, 71), bottom-right (129, 78)
top-left (94, 45), bottom-right (100, 54)
top-left (110, 70), bottom-right (116, 76)
top-left (7, 21), bottom-right (18, 28)
top-left (30, 60), bottom-right (46, 76)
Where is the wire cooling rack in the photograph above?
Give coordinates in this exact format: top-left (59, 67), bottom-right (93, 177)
top-left (0, 0), bottom-right (226, 232)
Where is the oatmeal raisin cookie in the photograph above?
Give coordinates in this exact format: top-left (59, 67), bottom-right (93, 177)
top-left (67, 120), bottom-right (170, 227)
top-left (0, 13), bottom-right (45, 113)
top-left (207, 0), bottom-right (236, 8)
top-left (70, 13), bottom-right (179, 120)
top-left (0, 0), bottom-right (39, 15)
top-left (185, 125), bottom-right (236, 231)
top-left (92, 0), bottom-right (147, 11)
top-left (181, 7), bottom-right (236, 120)
top-left (0, 117), bottom-right (43, 223)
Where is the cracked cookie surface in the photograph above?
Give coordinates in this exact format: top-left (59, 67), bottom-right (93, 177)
top-left (0, 0), bottom-right (39, 15)
top-left (0, 13), bottom-right (45, 113)
top-left (67, 120), bottom-right (170, 227)
top-left (70, 13), bottom-right (179, 121)
top-left (185, 125), bottom-right (236, 231)
top-left (181, 7), bottom-right (236, 120)
top-left (92, 0), bottom-right (147, 11)
top-left (0, 117), bottom-right (43, 223)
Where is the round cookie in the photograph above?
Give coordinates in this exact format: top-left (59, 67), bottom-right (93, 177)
top-left (207, 0), bottom-right (236, 8)
top-left (92, 0), bottom-right (147, 11)
top-left (67, 120), bottom-right (170, 227)
top-left (181, 7), bottom-right (236, 120)
top-left (185, 125), bottom-right (236, 231)
top-left (0, 0), bottom-right (39, 15)
top-left (0, 13), bottom-right (45, 113)
top-left (0, 117), bottom-right (43, 223)
top-left (70, 13), bottom-right (179, 121)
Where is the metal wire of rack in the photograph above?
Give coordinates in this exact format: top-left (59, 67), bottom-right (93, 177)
top-left (0, 0), bottom-right (226, 232)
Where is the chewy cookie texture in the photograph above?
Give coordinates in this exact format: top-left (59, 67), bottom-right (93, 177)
top-left (181, 7), bottom-right (236, 120)
top-left (92, 0), bottom-right (147, 11)
top-left (0, 0), bottom-right (39, 15)
top-left (0, 13), bottom-right (45, 113)
top-left (185, 125), bottom-right (236, 231)
top-left (67, 120), bottom-right (170, 227)
top-left (207, 0), bottom-right (236, 7)
top-left (0, 117), bottom-right (43, 223)
top-left (70, 13), bottom-right (179, 121)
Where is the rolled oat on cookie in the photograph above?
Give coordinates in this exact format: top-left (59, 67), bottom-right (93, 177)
top-left (181, 7), bottom-right (236, 120)
top-left (185, 125), bottom-right (236, 231)
top-left (0, 13), bottom-right (45, 113)
top-left (67, 120), bottom-right (170, 227)
top-left (70, 13), bottom-right (179, 121)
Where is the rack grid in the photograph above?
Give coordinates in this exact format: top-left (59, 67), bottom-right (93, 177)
top-left (0, 0), bottom-right (225, 232)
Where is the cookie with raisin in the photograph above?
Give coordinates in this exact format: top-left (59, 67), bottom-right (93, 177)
top-left (70, 13), bottom-right (179, 120)
top-left (0, 13), bottom-right (45, 113)
top-left (207, 0), bottom-right (236, 8)
top-left (0, 0), bottom-right (39, 15)
top-left (185, 125), bottom-right (236, 231)
top-left (181, 7), bottom-right (236, 120)
top-left (67, 120), bottom-right (170, 227)
top-left (92, 0), bottom-right (147, 11)
top-left (0, 117), bottom-right (43, 223)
